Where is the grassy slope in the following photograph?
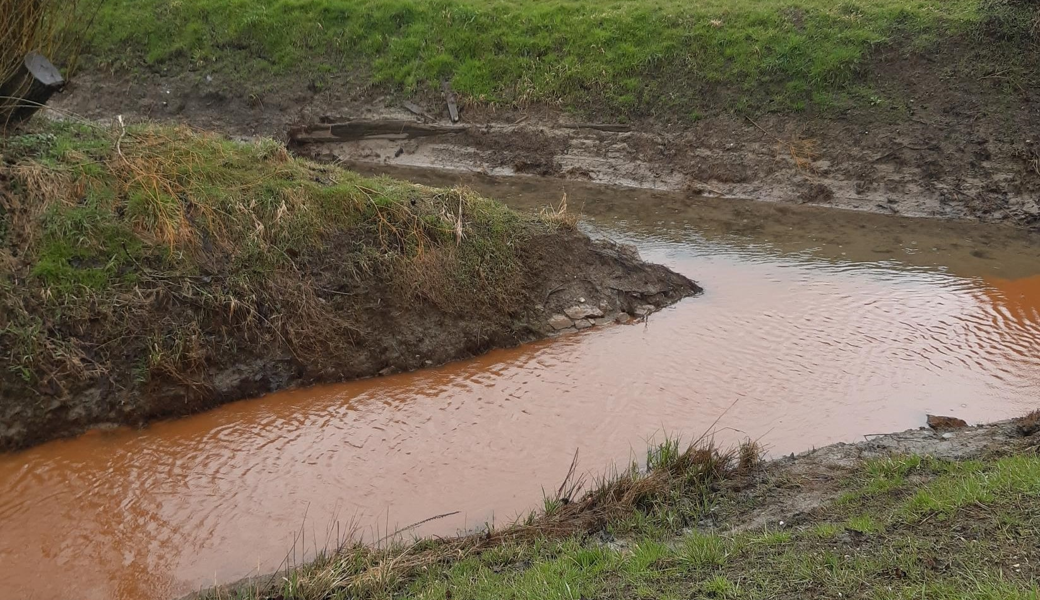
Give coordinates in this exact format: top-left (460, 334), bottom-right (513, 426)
top-left (208, 434), bottom-right (1040, 600)
top-left (0, 119), bottom-right (555, 402)
top-left (83, 0), bottom-right (1038, 117)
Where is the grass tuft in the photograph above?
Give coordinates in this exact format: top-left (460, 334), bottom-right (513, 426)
top-left (1016, 408), bottom-right (1040, 436)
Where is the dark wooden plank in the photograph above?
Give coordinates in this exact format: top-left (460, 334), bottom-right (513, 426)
top-left (441, 80), bottom-right (460, 123)
top-left (288, 120), bottom-right (466, 144)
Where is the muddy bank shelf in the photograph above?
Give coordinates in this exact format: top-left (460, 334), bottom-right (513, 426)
top-left (0, 119), bottom-right (698, 451)
top-left (55, 73), bottom-right (1040, 229)
top-left (287, 114), bottom-right (1040, 229)
top-left (194, 412), bottom-right (1040, 600)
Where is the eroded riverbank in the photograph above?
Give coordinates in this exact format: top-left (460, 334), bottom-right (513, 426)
top-left (0, 121), bottom-right (696, 450)
top-left (2, 169), bottom-right (1040, 600)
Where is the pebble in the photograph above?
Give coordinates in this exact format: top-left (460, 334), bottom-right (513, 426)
top-left (634, 304), bottom-right (656, 317)
top-left (548, 314), bottom-right (573, 330)
top-left (564, 304), bottom-right (605, 320)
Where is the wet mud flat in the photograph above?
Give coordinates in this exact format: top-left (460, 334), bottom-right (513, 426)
top-left (53, 71), bottom-right (1040, 229)
top-left (289, 114), bottom-right (1040, 228)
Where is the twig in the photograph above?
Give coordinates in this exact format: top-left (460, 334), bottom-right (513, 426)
top-left (556, 448), bottom-right (581, 500)
top-left (744, 115), bottom-right (776, 141)
top-left (692, 397), bottom-right (742, 447)
top-left (455, 191), bottom-right (464, 247)
top-left (543, 283), bottom-right (567, 304)
top-left (315, 285), bottom-right (358, 297)
top-left (374, 511), bottom-right (462, 545)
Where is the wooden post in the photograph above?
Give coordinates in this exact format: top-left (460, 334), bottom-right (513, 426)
top-left (1, 52), bottom-right (65, 130)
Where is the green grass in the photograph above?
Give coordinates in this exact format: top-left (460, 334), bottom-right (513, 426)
top-left (80, 0), bottom-right (1038, 117)
top-left (206, 447), bottom-right (1040, 600)
top-left (0, 118), bottom-right (561, 395)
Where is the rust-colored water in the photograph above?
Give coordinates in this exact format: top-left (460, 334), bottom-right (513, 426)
top-left (4, 173), bottom-right (1040, 600)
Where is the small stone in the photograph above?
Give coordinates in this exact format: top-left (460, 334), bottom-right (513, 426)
top-left (548, 314), bottom-right (574, 330)
top-left (634, 304), bottom-right (656, 317)
top-left (574, 319), bottom-right (593, 330)
top-left (564, 304), bottom-right (604, 320)
top-left (616, 313), bottom-right (632, 324)
top-left (593, 317), bottom-right (612, 326)
top-left (618, 243), bottom-right (641, 261)
top-left (927, 414), bottom-right (968, 430)
top-left (941, 432), bottom-right (955, 440)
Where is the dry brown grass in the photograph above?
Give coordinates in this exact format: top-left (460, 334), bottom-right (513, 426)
top-left (1016, 408), bottom-right (1040, 436)
top-left (738, 438), bottom-right (764, 473)
top-left (539, 192), bottom-right (579, 230)
top-left (783, 138), bottom-right (820, 174)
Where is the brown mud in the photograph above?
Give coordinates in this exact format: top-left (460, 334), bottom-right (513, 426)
top-left (0, 227), bottom-right (698, 451)
top-left (53, 48), bottom-right (1040, 228)
top-left (714, 417), bottom-right (1039, 535)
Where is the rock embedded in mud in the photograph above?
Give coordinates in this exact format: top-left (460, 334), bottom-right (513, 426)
top-left (564, 304), bottom-right (604, 320)
top-left (574, 319), bottom-right (594, 330)
top-left (548, 314), bottom-right (574, 330)
top-left (927, 414), bottom-right (968, 430)
top-left (616, 313), bottom-right (632, 324)
top-left (634, 304), bottom-right (656, 317)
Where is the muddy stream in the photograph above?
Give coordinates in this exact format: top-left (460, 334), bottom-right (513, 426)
top-left (3, 171), bottom-right (1040, 600)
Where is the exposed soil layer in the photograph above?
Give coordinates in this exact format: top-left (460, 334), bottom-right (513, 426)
top-left (0, 228), bottom-right (697, 451)
top-left (53, 44), bottom-right (1040, 228)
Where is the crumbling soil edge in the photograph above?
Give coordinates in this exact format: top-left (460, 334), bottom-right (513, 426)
top-left (712, 418), bottom-right (1037, 534)
top-left (0, 231), bottom-right (699, 452)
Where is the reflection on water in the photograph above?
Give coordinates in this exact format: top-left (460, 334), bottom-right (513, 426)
top-left (3, 173), bottom-right (1040, 600)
